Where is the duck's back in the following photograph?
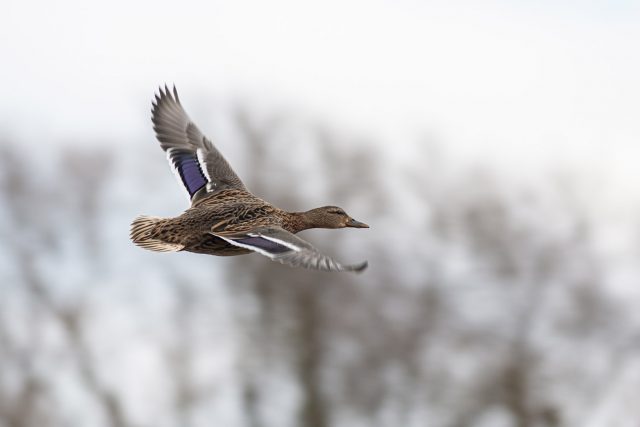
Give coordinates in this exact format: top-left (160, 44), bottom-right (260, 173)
top-left (177, 189), bottom-right (284, 255)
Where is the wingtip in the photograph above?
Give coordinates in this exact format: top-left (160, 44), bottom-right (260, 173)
top-left (173, 84), bottom-right (180, 103)
top-left (154, 83), bottom-right (179, 103)
top-left (350, 260), bottom-right (368, 273)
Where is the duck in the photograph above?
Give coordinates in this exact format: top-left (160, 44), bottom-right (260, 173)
top-left (130, 85), bottom-right (369, 272)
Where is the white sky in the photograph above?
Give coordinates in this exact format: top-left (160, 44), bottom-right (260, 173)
top-left (1, 0), bottom-right (639, 202)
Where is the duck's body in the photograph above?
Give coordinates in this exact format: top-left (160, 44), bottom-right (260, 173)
top-left (133, 189), bottom-right (300, 256)
top-left (130, 86), bottom-right (369, 272)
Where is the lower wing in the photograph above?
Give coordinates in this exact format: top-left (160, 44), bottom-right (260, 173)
top-left (211, 227), bottom-right (368, 273)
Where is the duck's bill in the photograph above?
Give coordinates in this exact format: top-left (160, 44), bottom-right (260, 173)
top-left (346, 218), bottom-right (369, 228)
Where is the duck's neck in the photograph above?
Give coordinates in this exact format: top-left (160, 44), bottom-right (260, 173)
top-left (284, 211), bottom-right (314, 234)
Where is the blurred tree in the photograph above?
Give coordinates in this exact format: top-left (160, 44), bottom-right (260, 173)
top-left (0, 109), bottom-right (637, 427)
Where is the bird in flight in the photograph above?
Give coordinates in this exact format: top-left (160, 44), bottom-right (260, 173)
top-left (130, 86), bottom-right (369, 272)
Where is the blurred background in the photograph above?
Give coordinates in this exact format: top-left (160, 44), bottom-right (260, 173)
top-left (1, 1), bottom-right (640, 426)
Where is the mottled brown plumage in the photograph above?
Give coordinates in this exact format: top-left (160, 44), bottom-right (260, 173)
top-left (130, 86), bottom-right (369, 272)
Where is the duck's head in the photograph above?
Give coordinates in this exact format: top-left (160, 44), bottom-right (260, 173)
top-left (303, 206), bottom-right (369, 229)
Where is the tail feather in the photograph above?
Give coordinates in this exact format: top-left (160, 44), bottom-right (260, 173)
top-left (130, 215), bottom-right (183, 252)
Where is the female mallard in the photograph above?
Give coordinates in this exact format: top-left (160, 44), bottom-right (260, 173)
top-left (130, 86), bottom-right (369, 272)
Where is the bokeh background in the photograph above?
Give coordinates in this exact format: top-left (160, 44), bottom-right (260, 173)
top-left (1, 1), bottom-right (640, 426)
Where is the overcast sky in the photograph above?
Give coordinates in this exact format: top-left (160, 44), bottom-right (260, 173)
top-left (1, 0), bottom-right (639, 203)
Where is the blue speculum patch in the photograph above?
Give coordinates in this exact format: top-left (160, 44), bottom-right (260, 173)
top-left (234, 237), bottom-right (292, 254)
top-left (172, 151), bottom-right (207, 197)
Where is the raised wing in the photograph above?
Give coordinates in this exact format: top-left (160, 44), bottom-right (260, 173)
top-left (212, 227), bottom-right (368, 273)
top-left (151, 85), bottom-right (246, 204)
